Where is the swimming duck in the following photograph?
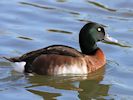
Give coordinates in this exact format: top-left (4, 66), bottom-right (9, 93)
top-left (5, 22), bottom-right (118, 75)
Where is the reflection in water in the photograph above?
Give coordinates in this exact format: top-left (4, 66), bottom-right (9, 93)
top-left (77, 19), bottom-right (90, 23)
top-left (19, 1), bottom-right (80, 15)
top-left (20, 2), bottom-right (55, 10)
top-left (56, 0), bottom-right (67, 3)
top-left (26, 67), bottom-right (110, 99)
top-left (17, 36), bottom-right (33, 40)
top-left (78, 80), bottom-right (109, 99)
top-left (48, 29), bottom-right (72, 34)
top-left (28, 89), bottom-right (61, 100)
top-left (88, 1), bottom-right (116, 12)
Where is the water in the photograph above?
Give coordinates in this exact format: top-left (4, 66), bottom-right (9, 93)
top-left (0, 0), bottom-right (133, 99)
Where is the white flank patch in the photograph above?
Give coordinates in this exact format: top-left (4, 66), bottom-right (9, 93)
top-left (56, 64), bottom-right (88, 75)
top-left (12, 62), bottom-right (26, 73)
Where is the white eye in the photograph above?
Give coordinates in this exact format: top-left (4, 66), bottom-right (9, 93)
top-left (97, 27), bottom-right (102, 32)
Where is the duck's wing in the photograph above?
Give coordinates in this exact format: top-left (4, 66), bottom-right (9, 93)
top-left (5, 45), bottom-right (83, 62)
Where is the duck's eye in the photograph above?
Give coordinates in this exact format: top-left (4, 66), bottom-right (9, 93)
top-left (97, 27), bottom-right (102, 32)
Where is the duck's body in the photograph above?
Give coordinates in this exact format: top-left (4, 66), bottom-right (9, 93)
top-left (6, 45), bottom-right (105, 75)
top-left (5, 22), bottom-right (117, 75)
top-left (33, 48), bottom-right (105, 75)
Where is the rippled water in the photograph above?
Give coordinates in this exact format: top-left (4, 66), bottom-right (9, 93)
top-left (0, 0), bottom-right (133, 99)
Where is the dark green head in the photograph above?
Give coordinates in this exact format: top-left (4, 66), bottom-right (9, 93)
top-left (79, 22), bottom-right (118, 54)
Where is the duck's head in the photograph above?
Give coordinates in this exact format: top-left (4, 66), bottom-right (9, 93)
top-left (79, 22), bottom-right (118, 54)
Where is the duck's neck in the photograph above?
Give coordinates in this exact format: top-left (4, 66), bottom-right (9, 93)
top-left (79, 32), bottom-right (98, 55)
top-left (80, 41), bottom-right (98, 55)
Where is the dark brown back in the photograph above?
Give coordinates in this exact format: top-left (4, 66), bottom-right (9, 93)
top-left (7, 45), bottom-right (83, 62)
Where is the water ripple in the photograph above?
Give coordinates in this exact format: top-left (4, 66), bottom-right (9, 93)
top-left (87, 0), bottom-right (117, 12)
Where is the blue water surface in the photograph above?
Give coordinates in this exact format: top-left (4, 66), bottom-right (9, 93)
top-left (0, 0), bottom-right (133, 99)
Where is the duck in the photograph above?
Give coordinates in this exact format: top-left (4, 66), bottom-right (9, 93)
top-left (4, 22), bottom-right (118, 75)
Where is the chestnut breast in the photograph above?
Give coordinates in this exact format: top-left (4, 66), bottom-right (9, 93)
top-left (84, 48), bottom-right (106, 73)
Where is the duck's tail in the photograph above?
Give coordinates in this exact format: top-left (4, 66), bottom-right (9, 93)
top-left (2, 56), bottom-right (20, 62)
top-left (1, 56), bottom-right (26, 73)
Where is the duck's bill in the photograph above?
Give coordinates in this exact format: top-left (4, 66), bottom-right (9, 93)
top-left (102, 34), bottom-right (132, 48)
top-left (103, 34), bottom-right (118, 43)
